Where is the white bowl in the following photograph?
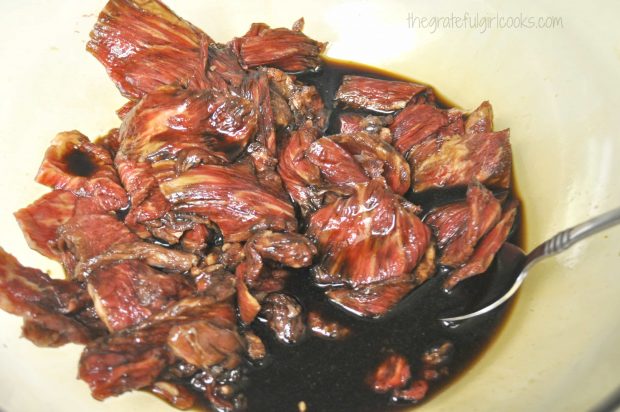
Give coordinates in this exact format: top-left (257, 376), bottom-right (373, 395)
top-left (0, 1), bottom-right (619, 411)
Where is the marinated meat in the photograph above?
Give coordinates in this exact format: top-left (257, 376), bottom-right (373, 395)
top-left (444, 203), bottom-right (518, 289)
top-left (116, 86), bottom-right (257, 231)
top-left (235, 231), bottom-right (316, 324)
top-left (259, 293), bottom-right (306, 344)
top-left (79, 298), bottom-right (240, 400)
top-left (412, 129), bottom-right (512, 192)
top-left (205, 43), bottom-right (246, 93)
top-left (308, 180), bottom-right (429, 286)
top-left (55, 198), bottom-right (138, 279)
top-left (241, 71), bottom-right (277, 156)
top-left (328, 132), bottom-right (410, 195)
top-left (425, 181), bottom-right (502, 267)
top-left (263, 67), bottom-right (328, 130)
top-left (307, 310), bottom-right (352, 340)
top-left (14, 190), bottom-right (78, 260)
top-left (75, 241), bottom-right (198, 279)
top-left (180, 224), bottom-right (210, 254)
top-left (327, 282), bottom-right (415, 319)
top-left (306, 137), bottom-right (369, 188)
top-left (280, 129), bottom-right (410, 214)
top-left (307, 180), bottom-right (434, 317)
top-left (277, 125), bottom-right (323, 214)
top-left (0, 248), bottom-right (93, 346)
top-left (0, 3), bottom-right (522, 411)
top-left (233, 19), bottom-right (325, 72)
top-left (338, 113), bottom-right (393, 142)
top-left (392, 380), bottom-right (429, 402)
top-left (160, 164), bottom-right (297, 242)
top-left (87, 0), bottom-right (212, 100)
top-left (335, 75), bottom-right (427, 112)
top-left (390, 104), bottom-right (448, 154)
top-left (87, 260), bottom-right (191, 331)
top-left (149, 381), bottom-right (197, 410)
top-left (243, 330), bottom-right (267, 362)
top-left (35, 131), bottom-right (128, 212)
top-left (367, 354), bottom-right (411, 393)
top-left (465, 101), bottom-right (494, 134)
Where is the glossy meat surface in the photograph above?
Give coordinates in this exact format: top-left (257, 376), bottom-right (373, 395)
top-left (307, 180), bottom-right (434, 317)
top-left (87, 260), bottom-right (191, 331)
top-left (308, 180), bottom-right (430, 287)
top-left (87, 0), bottom-right (211, 100)
top-left (234, 19), bottom-right (325, 72)
top-left (79, 298), bottom-right (240, 400)
top-left (444, 203), bottom-right (517, 289)
top-left (0, 3), bottom-right (522, 410)
top-left (390, 104), bottom-right (448, 154)
top-left (335, 75), bottom-right (427, 112)
top-left (55, 198), bottom-right (138, 279)
top-left (160, 164), bottom-right (297, 242)
top-left (425, 182), bottom-right (501, 266)
top-left (412, 130), bottom-right (512, 191)
top-left (14, 190), bottom-right (78, 260)
top-left (116, 86), bottom-right (257, 231)
top-left (0, 248), bottom-right (93, 346)
top-left (36, 131), bottom-right (128, 212)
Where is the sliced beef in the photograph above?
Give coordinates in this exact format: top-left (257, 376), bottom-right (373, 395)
top-left (412, 129), bottom-right (512, 192)
top-left (0, 248), bottom-right (93, 346)
top-left (205, 43), bottom-right (246, 93)
top-left (55, 198), bottom-right (138, 279)
top-left (328, 132), bottom-right (410, 195)
top-left (87, 260), bottom-right (191, 332)
top-left (14, 190), bottom-right (78, 260)
top-left (307, 180), bottom-right (430, 287)
top-left (260, 293), bottom-right (306, 344)
top-left (264, 67), bottom-right (328, 130)
top-left (233, 19), bottom-right (325, 72)
top-left (35, 131), bottom-right (128, 211)
top-left (306, 180), bottom-right (435, 317)
top-left (87, 0), bottom-right (212, 100)
top-left (79, 297), bottom-right (241, 400)
top-left (444, 203), bottom-right (518, 290)
top-left (465, 101), bottom-right (494, 134)
top-left (235, 231), bottom-right (316, 324)
top-left (390, 104), bottom-right (448, 154)
top-left (277, 126), bottom-right (323, 214)
top-left (241, 71), bottom-right (277, 156)
top-left (160, 164), bottom-right (297, 242)
top-left (118, 86), bottom-right (257, 166)
top-left (306, 137), bottom-right (369, 188)
top-left (425, 181), bottom-right (502, 267)
top-left (116, 86), bottom-right (257, 230)
top-left (326, 244), bottom-right (435, 318)
top-left (335, 75), bottom-right (427, 112)
top-left (75, 241), bottom-right (198, 279)
top-left (339, 113), bottom-right (393, 142)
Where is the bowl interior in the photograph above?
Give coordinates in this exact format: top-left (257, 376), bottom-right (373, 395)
top-left (0, 1), bottom-right (619, 411)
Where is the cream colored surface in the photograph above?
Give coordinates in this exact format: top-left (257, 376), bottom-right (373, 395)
top-left (0, 1), bottom-right (619, 411)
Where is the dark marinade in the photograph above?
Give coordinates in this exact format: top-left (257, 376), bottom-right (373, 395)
top-left (219, 59), bottom-right (525, 412)
top-left (1, 4), bottom-right (526, 410)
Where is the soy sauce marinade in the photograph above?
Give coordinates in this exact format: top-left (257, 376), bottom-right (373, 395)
top-left (229, 59), bottom-right (522, 412)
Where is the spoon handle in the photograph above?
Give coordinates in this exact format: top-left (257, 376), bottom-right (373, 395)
top-left (440, 206), bottom-right (620, 323)
top-left (542, 206), bottom-right (620, 256)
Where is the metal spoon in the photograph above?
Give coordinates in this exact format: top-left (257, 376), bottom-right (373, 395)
top-left (440, 206), bottom-right (620, 322)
